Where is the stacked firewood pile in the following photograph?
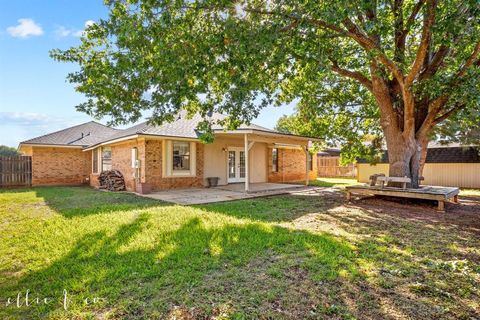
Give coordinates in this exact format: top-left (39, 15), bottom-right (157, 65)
top-left (98, 170), bottom-right (126, 191)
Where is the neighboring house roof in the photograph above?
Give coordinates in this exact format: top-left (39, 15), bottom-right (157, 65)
top-left (357, 146), bottom-right (480, 164)
top-left (19, 121), bottom-right (119, 147)
top-left (317, 148), bottom-right (341, 157)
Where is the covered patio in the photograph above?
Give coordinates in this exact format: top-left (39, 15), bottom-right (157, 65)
top-left (137, 182), bottom-right (315, 205)
top-left (204, 129), bottom-right (320, 192)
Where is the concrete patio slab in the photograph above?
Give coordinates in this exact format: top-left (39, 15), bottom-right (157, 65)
top-left (137, 183), bottom-right (318, 205)
top-left (216, 182), bottom-right (306, 193)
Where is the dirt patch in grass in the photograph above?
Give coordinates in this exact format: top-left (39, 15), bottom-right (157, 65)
top-left (349, 194), bottom-right (480, 234)
top-left (321, 193), bottom-right (480, 319)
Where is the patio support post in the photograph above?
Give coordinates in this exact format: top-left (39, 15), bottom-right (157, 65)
top-left (244, 133), bottom-right (249, 192)
top-left (305, 145), bottom-right (309, 186)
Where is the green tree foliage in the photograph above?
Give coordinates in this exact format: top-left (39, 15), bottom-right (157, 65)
top-left (51, 0), bottom-right (480, 185)
top-left (0, 145), bottom-right (20, 156)
top-left (275, 113), bottom-right (383, 165)
top-left (434, 108), bottom-right (480, 145)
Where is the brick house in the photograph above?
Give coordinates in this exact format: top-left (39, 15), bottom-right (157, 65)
top-left (18, 112), bottom-right (318, 192)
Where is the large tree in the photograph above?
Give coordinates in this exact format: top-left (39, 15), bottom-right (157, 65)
top-left (0, 145), bottom-right (20, 157)
top-left (52, 0), bottom-right (480, 187)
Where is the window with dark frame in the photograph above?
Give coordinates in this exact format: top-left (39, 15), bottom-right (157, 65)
top-left (307, 152), bottom-right (313, 171)
top-left (173, 141), bottom-right (190, 171)
top-left (92, 148), bottom-right (98, 173)
top-left (272, 148), bottom-right (278, 172)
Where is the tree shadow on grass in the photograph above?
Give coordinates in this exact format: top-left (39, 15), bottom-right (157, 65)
top-left (3, 188), bottom-right (478, 318)
top-left (349, 194), bottom-right (480, 233)
top-left (194, 190), bottom-right (345, 223)
top-left (325, 199), bottom-right (480, 319)
top-left (31, 186), bottom-right (167, 218)
top-left (0, 211), bottom-right (370, 319)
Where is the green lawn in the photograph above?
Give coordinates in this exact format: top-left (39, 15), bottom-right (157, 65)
top-left (308, 177), bottom-right (358, 188)
top-left (0, 186), bottom-right (479, 319)
top-left (461, 188), bottom-right (480, 197)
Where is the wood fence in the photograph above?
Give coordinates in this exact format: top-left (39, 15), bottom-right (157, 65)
top-left (0, 156), bottom-right (32, 187)
top-left (317, 156), bottom-right (357, 178)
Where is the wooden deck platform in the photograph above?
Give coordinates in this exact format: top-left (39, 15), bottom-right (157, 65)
top-left (346, 185), bottom-right (460, 212)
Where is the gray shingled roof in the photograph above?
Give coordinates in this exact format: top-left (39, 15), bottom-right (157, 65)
top-left (87, 111), bottom-right (280, 147)
top-left (20, 121), bottom-right (119, 147)
top-left (21, 111), bottom-right (308, 149)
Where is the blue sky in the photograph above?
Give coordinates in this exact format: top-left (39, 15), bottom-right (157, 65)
top-left (0, 1), bottom-right (295, 148)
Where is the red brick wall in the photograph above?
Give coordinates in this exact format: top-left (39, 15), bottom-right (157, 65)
top-left (30, 147), bottom-right (91, 186)
top-left (89, 139), bottom-right (204, 192)
top-left (268, 148), bottom-right (317, 183)
top-left (144, 140), bottom-right (204, 191)
top-left (143, 140), bottom-right (162, 187)
top-left (109, 140), bottom-right (146, 191)
top-left (27, 141), bottom-right (312, 189)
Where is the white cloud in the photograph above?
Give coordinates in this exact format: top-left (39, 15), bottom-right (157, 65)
top-left (0, 112), bottom-right (52, 125)
top-left (54, 25), bottom-right (73, 38)
top-left (72, 29), bottom-right (84, 37)
top-left (85, 20), bottom-right (95, 28)
top-left (55, 20), bottom-right (96, 38)
top-left (7, 18), bottom-right (44, 38)
top-left (0, 112), bottom-right (92, 147)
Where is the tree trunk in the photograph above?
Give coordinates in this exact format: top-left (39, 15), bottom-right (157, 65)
top-left (384, 131), bottom-right (424, 188)
top-left (387, 146), bottom-right (417, 188)
top-left (418, 138), bottom-right (429, 178)
top-left (370, 67), bottom-right (430, 189)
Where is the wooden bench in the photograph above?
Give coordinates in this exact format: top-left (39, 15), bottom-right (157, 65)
top-left (346, 185), bottom-right (460, 212)
top-left (376, 176), bottom-right (411, 189)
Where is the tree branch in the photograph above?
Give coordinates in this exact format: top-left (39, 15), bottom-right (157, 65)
top-left (456, 41), bottom-right (480, 78)
top-left (405, 0), bottom-right (437, 87)
top-left (246, 7), bottom-right (406, 86)
top-left (342, 18), bottom-right (406, 85)
top-left (244, 8), bottom-right (346, 34)
top-left (395, 0), bottom-right (426, 62)
top-left (330, 59), bottom-right (373, 92)
top-left (404, 0), bottom-right (426, 34)
top-left (415, 39), bottom-right (480, 137)
top-left (433, 103), bottom-right (466, 125)
top-left (419, 44), bottom-right (451, 80)
top-left (393, 0), bottom-right (405, 62)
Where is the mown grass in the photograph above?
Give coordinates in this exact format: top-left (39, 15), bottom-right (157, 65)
top-left (0, 186), bottom-right (479, 319)
top-left (461, 188), bottom-right (480, 197)
top-left (308, 177), bottom-right (358, 188)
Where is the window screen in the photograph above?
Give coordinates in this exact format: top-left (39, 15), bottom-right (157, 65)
top-left (101, 147), bottom-right (112, 171)
top-left (173, 141), bottom-right (190, 171)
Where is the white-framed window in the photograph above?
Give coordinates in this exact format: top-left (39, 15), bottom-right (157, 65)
top-left (163, 140), bottom-right (196, 177)
top-left (173, 141), bottom-right (190, 171)
top-left (92, 148), bottom-right (99, 173)
top-left (101, 147), bottom-right (112, 171)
